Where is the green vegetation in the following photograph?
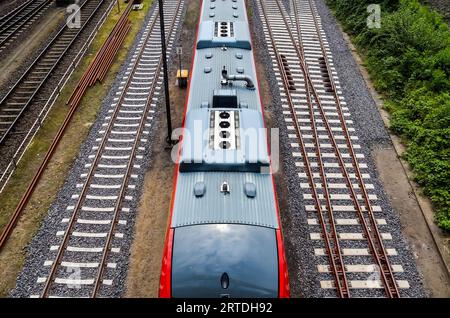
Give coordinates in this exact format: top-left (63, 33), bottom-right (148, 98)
top-left (326, 0), bottom-right (450, 230)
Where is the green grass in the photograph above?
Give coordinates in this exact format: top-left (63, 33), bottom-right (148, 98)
top-left (0, 0), bottom-right (152, 297)
top-left (326, 0), bottom-right (450, 231)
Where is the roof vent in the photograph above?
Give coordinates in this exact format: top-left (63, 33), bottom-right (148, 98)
top-left (213, 89), bottom-right (238, 108)
top-left (244, 182), bottom-right (256, 198)
top-left (239, 101), bottom-right (248, 108)
top-left (221, 181), bottom-right (230, 194)
top-left (214, 22), bottom-right (234, 38)
top-left (211, 110), bottom-right (239, 150)
top-left (194, 182), bottom-right (206, 197)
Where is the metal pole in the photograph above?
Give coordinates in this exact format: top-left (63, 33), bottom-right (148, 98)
top-left (117, 0), bottom-right (121, 13)
top-left (179, 50), bottom-right (182, 75)
top-left (158, 0), bottom-right (173, 145)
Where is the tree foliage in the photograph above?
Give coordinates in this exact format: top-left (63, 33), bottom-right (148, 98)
top-left (327, 0), bottom-right (450, 230)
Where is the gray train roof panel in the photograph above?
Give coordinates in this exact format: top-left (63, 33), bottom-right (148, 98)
top-left (179, 108), bottom-right (270, 172)
top-left (171, 0), bottom-right (278, 229)
top-left (171, 171), bottom-right (279, 228)
top-left (203, 0), bottom-right (246, 22)
top-left (197, 21), bottom-right (251, 49)
top-left (188, 47), bottom-right (259, 111)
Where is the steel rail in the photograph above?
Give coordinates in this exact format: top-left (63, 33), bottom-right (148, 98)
top-left (303, 0), bottom-right (400, 297)
top-left (288, 0), bottom-right (350, 297)
top-left (273, 0), bottom-right (399, 297)
top-left (92, 1), bottom-right (183, 296)
top-left (0, 0), bottom-right (52, 47)
top-left (67, 1), bottom-right (133, 108)
top-left (0, 0), bottom-right (33, 30)
top-left (0, 0), bottom-right (129, 254)
top-left (259, 0), bottom-right (350, 297)
top-left (0, 0), bottom-right (117, 194)
top-left (41, 0), bottom-right (182, 298)
top-left (0, 0), bottom-right (105, 146)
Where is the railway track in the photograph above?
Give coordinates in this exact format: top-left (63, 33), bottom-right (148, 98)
top-left (31, 0), bottom-right (184, 298)
top-left (0, 0), bottom-right (105, 180)
top-left (0, 0), bottom-right (54, 52)
top-left (0, 0), bottom-right (102, 144)
top-left (257, 0), bottom-right (409, 297)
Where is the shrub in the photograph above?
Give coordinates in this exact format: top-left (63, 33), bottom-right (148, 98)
top-left (327, 0), bottom-right (450, 231)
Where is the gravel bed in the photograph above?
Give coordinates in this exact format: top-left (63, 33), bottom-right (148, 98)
top-left (0, 2), bottom-right (64, 90)
top-left (9, 0), bottom-right (426, 298)
top-left (0, 0), bottom-right (30, 17)
top-left (0, 0), bottom-right (113, 175)
top-left (10, 0), bottom-right (186, 298)
top-left (423, 0), bottom-right (450, 23)
top-left (249, 0), bottom-right (426, 297)
top-left (0, 1), bottom-right (59, 61)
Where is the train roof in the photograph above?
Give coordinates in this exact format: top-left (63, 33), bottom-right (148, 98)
top-left (171, 0), bottom-right (279, 229)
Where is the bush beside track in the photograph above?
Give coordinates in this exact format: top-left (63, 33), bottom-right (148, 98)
top-left (326, 0), bottom-right (450, 231)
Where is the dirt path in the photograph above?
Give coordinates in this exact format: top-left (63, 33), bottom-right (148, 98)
top-left (339, 28), bottom-right (450, 297)
top-left (0, 0), bottom-right (28, 15)
top-left (373, 146), bottom-right (450, 297)
top-left (124, 0), bottom-right (199, 297)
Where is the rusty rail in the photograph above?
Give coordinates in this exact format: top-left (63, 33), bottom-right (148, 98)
top-left (67, 1), bottom-right (133, 109)
top-left (0, 1), bottom-right (133, 254)
top-left (41, 0), bottom-right (183, 298)
top-left (264, 0), bottom-right (399, 297)
top-left (259, 0), bottom-right (350, 298)
top-left (303, 0), bottom-right (400, 297)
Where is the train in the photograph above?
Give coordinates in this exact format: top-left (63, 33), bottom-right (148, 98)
top-left (158, 0), bottom-right (290, 298)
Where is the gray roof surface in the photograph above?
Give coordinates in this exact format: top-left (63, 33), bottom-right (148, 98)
top-left (171, 0), bottom-right (279, 229)
top-left (172, 171), bottom-right (279, 228)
